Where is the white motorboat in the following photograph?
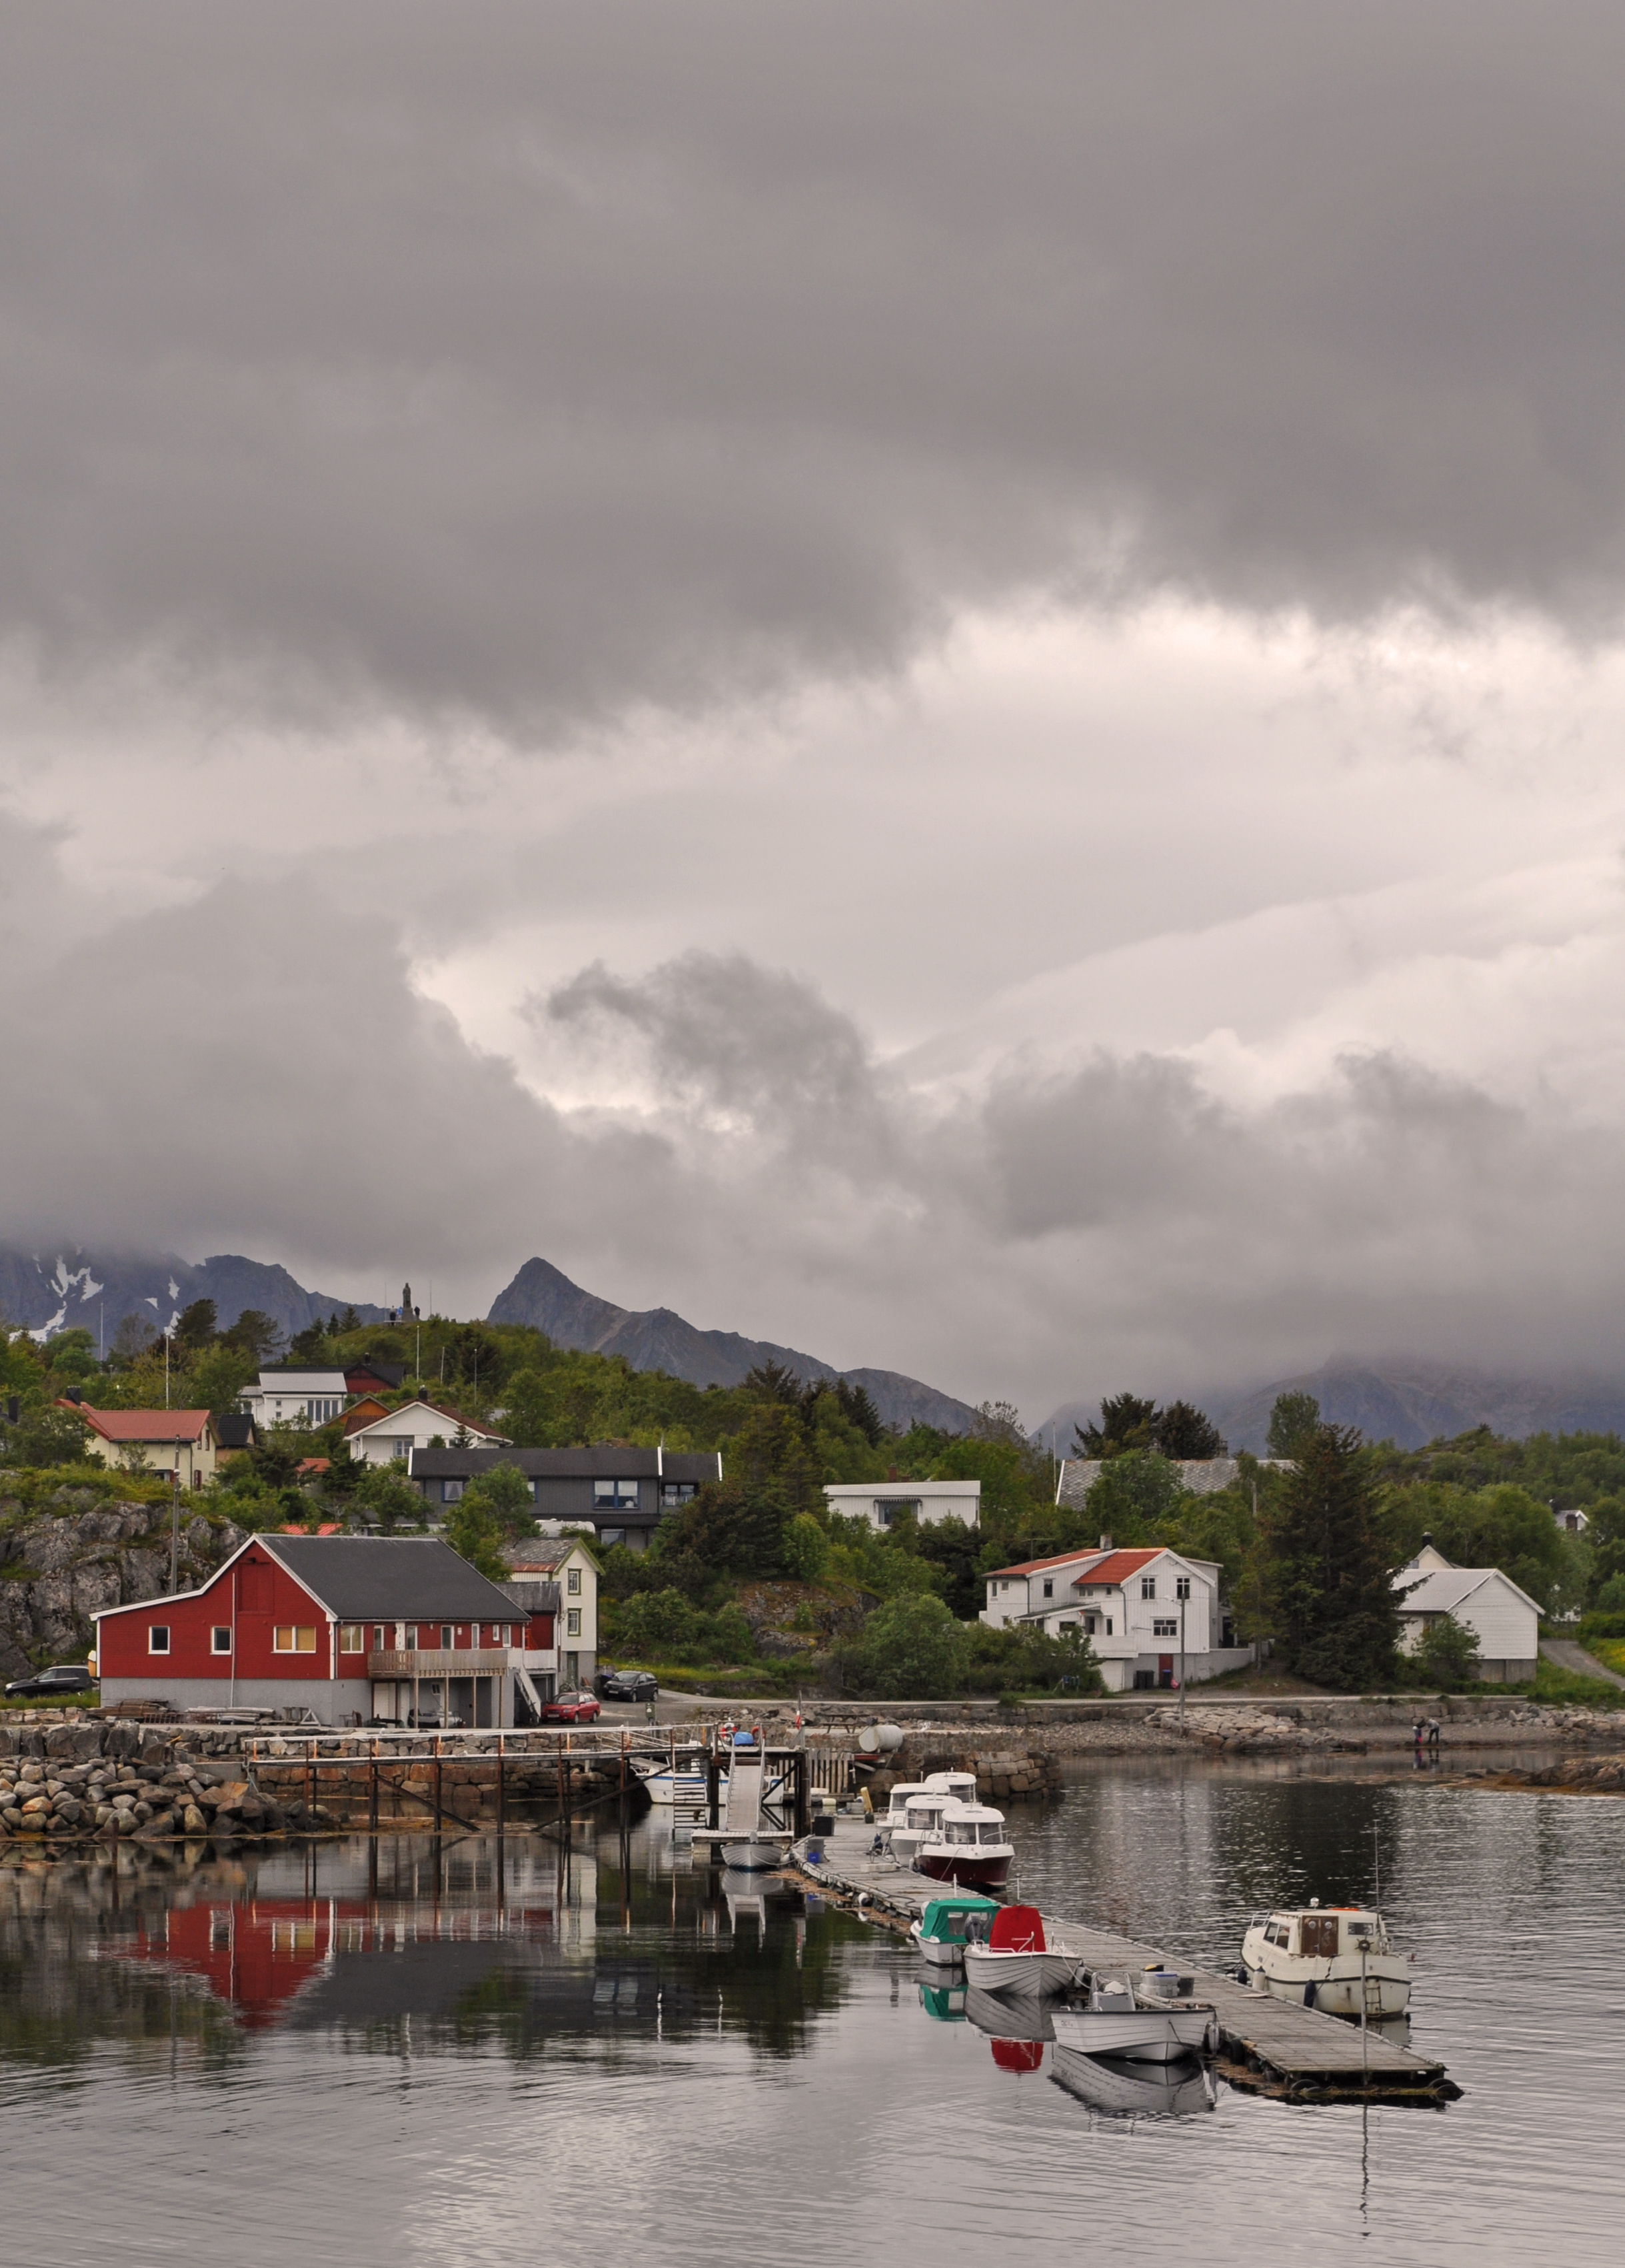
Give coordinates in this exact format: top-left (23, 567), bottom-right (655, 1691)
top-left (890, 1793), bottom-right (956, 1869)
top-left (913, 1801), bottom-right (1014, 1891)
top-left (1241, 1901), bottom-right (1410, 2018)
top-left (875, 1781), bottom-right (932, 1849)
top-left (908, 1891), bottom-right (1004, 1969)
top-left (1050, 1971), bottom-right (1218, 2063)
top-left (1050, 2045), bottom-right (1217, 2117)
top-left (962, 1904), bottom-right (1079, 1997)
top-left (631, 1759), bottom-right (711, 1806)
top-left (921, 1770), bottom-right (979, 1806)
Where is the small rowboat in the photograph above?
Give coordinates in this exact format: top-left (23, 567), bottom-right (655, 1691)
top-left (962, 1904), bottom-right (1079, 1997)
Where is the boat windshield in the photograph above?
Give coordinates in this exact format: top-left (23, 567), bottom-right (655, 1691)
top-left (978, 1823), bottom-right (1006, 1845)
top-left (944, 1821), bottom-right (977, 1845)
top-left (905, 1804), bottom-right (944, 1828)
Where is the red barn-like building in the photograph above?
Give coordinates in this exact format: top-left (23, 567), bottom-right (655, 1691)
top-left (94, 1535), bottom-right (557, 1727)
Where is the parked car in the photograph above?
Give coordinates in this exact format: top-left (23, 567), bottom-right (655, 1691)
top-left (538, 1689), bottom-right (602, 1723)
top-left (5, 1664), bottom-right (94, 1700)
top-left (597, 1668), bottom-right (660, 1702)
top-left (407, 1705), bottom-right (466, 1728)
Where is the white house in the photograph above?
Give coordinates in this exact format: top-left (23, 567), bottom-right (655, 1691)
top-left (506, 1537), bottom-right (601, 1690)
top-left (239, 1370), bottom-right (350, 1428)
top-left (823, 1480), bottom-right (980, 1531)
top-left (346, 1396), bottom-right (511, 1467)
top-left (1396, 1542), bottom-right (1540, 1682)
top-left (980, 1543), bottom-right (1253, 1692)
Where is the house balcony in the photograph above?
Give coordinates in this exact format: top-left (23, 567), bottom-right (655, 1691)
top-left (368, 1649), bottom-right (515, 1678)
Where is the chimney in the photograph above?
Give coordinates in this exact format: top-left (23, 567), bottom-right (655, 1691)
top-left (63, 1386), bottom-right (84, 1404)
top-left (1098, 1532), bottom-right (1112, 1551)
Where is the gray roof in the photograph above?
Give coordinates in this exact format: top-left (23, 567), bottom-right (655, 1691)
top-left (215, 1413), bottom-right (257, 1448)
top-left (265, 1536), bottom-right (521, 1620)
top-left (499, 1580), bottom-right (563, 1614)
top-left (409, 1445), bottom-right (720, 1481)
top-left (1055, 1456), bottom-right (1296, 1508)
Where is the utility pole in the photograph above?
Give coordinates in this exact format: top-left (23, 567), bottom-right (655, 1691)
top-left (168, 1467), bottom-right (181, 1594)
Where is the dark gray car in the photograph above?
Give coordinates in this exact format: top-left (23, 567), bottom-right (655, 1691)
top-left (5, 1664), bottom-right (94, 1699)
top-left (597, 1668), bottom-right (660, 1701)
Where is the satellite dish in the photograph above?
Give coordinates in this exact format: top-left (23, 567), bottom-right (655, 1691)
top-left (857, 1727), bottom-right (880, 1753)
top-left (876, 1723), bottom-right (904, 1752)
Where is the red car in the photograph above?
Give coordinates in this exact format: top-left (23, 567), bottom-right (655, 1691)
top-left (538, 1689), bottom-right (601, 1723)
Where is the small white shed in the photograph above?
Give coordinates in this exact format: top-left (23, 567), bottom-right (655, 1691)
top-left (1395, 1544), bottom-right (1540, 1682)
top-left (823, 1480), bottom-right (980, 1532)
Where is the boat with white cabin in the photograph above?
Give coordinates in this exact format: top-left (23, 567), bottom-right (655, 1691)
top-left (1241, 1901), bottom-right (1410, 2018)
top-left (913, 1801), bottom-right (1014, 1891)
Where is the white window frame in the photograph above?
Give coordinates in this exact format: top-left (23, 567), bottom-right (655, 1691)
top-left (148, 1625), bottom-right (171, 1654)
top-left (273, 1625), bottom-right (318, 1654)
top-left (567, 1567), bottom-right (581, 1596)
top-left (211, 1626), bottom-right (232, 1654)
top-left (1175, 1575), bottom-right (1191, 1600)
top-left (566, 1608), bottom-right (581, 1637)
top-left (1141, 1576), bottom-right (1157, 1600)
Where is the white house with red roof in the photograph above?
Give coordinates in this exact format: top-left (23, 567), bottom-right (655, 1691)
top-left (980, 1541), bottom-right (1252, 1691)
top-left (345, 1394), bottom-right (510, 1466)
top-left (65, 1402), bottom-right (219, 1487)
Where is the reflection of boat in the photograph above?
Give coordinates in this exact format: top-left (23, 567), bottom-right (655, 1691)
top-left (914, 1802), bottom-right (1014, 1891)
top-left (918, 1978), bottom-right (968, 2022)
top-left (964, 1983), bottom-right (1056, 2043)
top-left (908, 1892), bottom-right (1002, 1969)
top-left (1050, 2045), bottom-right (1217, 2117)
top-left (721, 1871), bottom-right (769, 1930)
top-left (962, 1905), bottom-right (1078, 1997)
top-left (631, 1761), bottom-right (711, 1805)
top-left (990, 2037), bottom-right (1044, 2074)
top-left (1241, 1902), bottom-right (1410, 2017)
top-left (1051, 1973), bottom-right (1217, 2063)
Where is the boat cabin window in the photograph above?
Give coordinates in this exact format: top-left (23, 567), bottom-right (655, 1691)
top-left (945, 1821), bottom-right (977, 1845)
top-left (978, 1823), bottom-right (1004, 1844)
top-left (1300, 1915), bottom-right (1339, 1960)
top-left (1265, 1918), bottom-right (1291, 1947)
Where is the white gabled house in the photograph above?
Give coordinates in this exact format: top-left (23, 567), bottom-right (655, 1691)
top-left (980, 1541), bottom-right (1254, 1692)
top-left (239, 1370), bottom-right (351, 1428)
top-left (346, 1395), bottom-right (511, 1466)
top-left (1396, 1541), bottom-right (1540, 1682)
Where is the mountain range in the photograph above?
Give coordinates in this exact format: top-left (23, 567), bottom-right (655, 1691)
top-left (0, 1248), bottom-right (391, 1348)
top-left (487, 1257), bottom-right (981, 1433)
top-left (1045, 1357), bottom-right (1625, 1455)
top-left (0, 1241), bottom-right (981, 1434)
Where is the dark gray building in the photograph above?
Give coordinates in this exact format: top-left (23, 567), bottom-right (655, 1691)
top-left (408, 1444), bottom-right (722, 1549)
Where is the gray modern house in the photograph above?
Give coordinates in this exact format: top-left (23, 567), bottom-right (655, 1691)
top-left (408, 1444), bottom-right (722, 1550)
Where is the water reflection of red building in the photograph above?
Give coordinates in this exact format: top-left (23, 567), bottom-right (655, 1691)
top-left (114, 1899), bottom-right (557, 2030)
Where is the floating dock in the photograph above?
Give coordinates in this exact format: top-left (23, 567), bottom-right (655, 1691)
top-left (793, 1817), bottom-right (1457, 2102)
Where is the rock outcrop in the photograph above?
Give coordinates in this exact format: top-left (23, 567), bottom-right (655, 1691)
top-left (0, 1488), bottom-right (245, 1680)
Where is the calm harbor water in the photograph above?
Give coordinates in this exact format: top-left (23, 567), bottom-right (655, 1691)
top-left (1, 1755), bottom-right (1619, 2268)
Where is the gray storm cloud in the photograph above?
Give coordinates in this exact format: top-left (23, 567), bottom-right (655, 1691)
top-left (3, 4), bottom-right (1625, 731)
top-left (1, 827), bottom-right (1620, 1408)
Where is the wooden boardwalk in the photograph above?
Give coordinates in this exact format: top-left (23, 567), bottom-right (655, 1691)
top-left (794, 1817), bottom-right (1454, 2100)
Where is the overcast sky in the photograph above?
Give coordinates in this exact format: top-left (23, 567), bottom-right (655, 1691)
top-left (7, 3), bottom-right (1625, 1420)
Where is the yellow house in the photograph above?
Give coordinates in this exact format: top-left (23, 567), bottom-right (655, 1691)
top-left (67, 1402), bottom-right (219, 1487)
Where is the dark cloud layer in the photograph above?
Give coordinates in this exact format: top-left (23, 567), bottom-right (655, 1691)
top-left (5, 5), bottom-right (1625, 729)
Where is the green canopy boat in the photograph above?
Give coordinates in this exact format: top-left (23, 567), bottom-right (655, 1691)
top-left (909, 1892), bottom-right (1003, 1967)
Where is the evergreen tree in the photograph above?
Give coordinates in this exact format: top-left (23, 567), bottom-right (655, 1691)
top-left (1154, 1400), bottom-right (1227, 1458)
top-left (1073, 1393), bottom-right (1160, 1458)
top-left (1266, 1390), bottom-right (1321, 1458)
top-left (1262, 1425), bottom-right (1400, 1689)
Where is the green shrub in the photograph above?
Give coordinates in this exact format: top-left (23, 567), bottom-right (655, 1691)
top-left (1407, 1613), bottom-right (1482, 1691)
top-left (832, 1593), bottom-right (968, 1700)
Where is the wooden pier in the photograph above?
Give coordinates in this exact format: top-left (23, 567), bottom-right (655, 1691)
top-left (793, 1816), bottom-right (1457, 2102)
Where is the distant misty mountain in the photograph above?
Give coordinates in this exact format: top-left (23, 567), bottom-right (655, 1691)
top-left (0, 1246), bottom-right (390, 1346)
top-left (1044, 1358), bottom-right (1625, 1456)
top-left (487, 1256), bottom-right (980, 1434)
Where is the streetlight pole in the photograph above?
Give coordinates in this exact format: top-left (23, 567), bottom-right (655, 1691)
top-left (1178, 1591), bottom-right (1186, 1727)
